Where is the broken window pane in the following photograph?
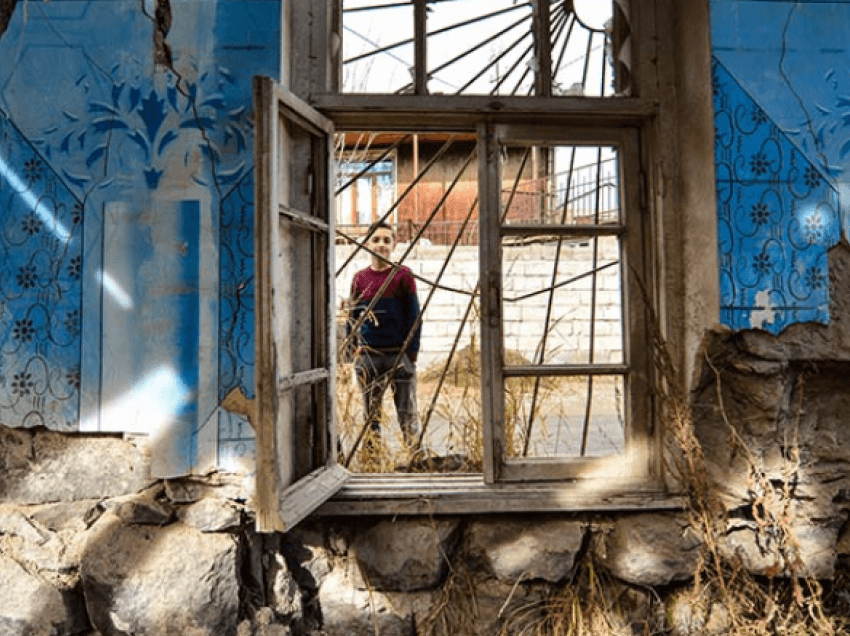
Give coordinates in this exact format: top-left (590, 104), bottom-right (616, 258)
top-left (505, 375), bottom-right (626, 458)
top-left (335, 130), bottom-right (481, 473)
top-left (340, 1), bottom-right (629, 96)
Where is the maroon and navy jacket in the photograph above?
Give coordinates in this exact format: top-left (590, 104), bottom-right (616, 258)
top-left (347, 265), bottom-right (421, 361)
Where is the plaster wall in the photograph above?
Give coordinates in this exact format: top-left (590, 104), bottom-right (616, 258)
top-left (0, 0), bottom-right (272, 476)
top-left (2, 2), bottom-right (850, 634)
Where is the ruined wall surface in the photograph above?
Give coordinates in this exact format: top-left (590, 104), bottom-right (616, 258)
top-left (693, 0), bottom-right (850, 585)
top-left (691, 244), bottom-right (850, 581)
top-left (3, 1), bottom-right (850, 635)
top-left (0, 0), bottom-right (271, 476)
top-left (0, 421), bottom-right (708, 635)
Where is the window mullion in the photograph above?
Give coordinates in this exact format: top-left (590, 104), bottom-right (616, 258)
top-left (414, 0), bottom-right (427, 94)
top-left (533, 0), bottom-right (552, 96)
top-left (478, 123), bottom-right (505, 483)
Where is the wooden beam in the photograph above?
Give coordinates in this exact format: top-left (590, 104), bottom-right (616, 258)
top-left (279, 464), bottom-right (349, 531)
top-left (277, 368), bottom-right (329, 393)
top-left (311, 94), bottom-right (657, 130)
top-left (280, 203), bottom-right (330, 233)
top-left (414, 0), bottom-right (427, 94)
top-left (500, 224), bottom-right (624, 238)
top-left (503, 364), bottom-right (629, 377)
top-left (478, 123), bottom-right (504, 484)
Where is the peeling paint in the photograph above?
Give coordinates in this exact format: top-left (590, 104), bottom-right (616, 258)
top-left (750, 289), bottom-right (777, 331)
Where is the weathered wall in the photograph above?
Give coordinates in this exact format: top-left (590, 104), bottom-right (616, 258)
top-left (691, 243), bottom-right (850, 579)
top-left (0, 0), bottom-right (270, 476)
top-left (0, 422), bottom-right (708, 635)
top-left (3, 1), bottom-right (850, 635)
top-left (711, 0), bottom-right (850, 333)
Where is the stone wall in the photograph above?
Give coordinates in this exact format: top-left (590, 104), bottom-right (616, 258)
top-left (0, 422), bottom-right (707, 636)
top-left (687, 244), bottom-right (850, 581)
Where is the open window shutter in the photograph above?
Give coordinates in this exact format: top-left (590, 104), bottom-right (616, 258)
top-left (253, 76), bottom-right (347, 532)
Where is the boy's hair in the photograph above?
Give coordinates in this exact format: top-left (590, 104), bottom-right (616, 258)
top-left (367, 220), bottom-right (393, 235)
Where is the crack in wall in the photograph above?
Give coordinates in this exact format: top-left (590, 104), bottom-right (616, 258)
top-left (138, 0), bottom-right (224, 203)
top-left (0, 0), bottom-right (18, 41)
top-left (778, 1), bottom-right (831, 176)
top-left (152, 0), bottom-right (173, 67)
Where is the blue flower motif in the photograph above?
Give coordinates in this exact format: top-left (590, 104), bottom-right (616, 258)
top-left (11, 372), bottom-right (34, 397)
top-left (67, 255), bottom-right (82, 280)
top-left (750, 202), bottom-right (771, 227)
top-left (21, 213), bottom-right (42, 236)
top-left (804, 266), bottom-right (826, 291)
top-left (803, 165), bottom-right (821, 189)
top-left (804, 213), bottom-right (825, 245)
top-left (12, 319), bottom-right (35, 343)
top-left (17, 264), bottom-right (37, 289)
top-left (751, 108), bottom-right (768, 126)
top-left (752, 252), bottom-right (772, 276)
top-left (750, 152), bottom-right (770, 176)
top-left (64, 309), bottom-right (80, 335)
top-left (66, 367), bottom-right (81, 391)
top-left (23, 158), bottom-right (44, 183)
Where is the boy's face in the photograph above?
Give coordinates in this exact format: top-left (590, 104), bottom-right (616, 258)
top-left (369, 227), bottom-right (395, 267)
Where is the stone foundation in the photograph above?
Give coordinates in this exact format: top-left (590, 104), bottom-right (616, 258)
top-left (4, 280), bottom-right (850, 634)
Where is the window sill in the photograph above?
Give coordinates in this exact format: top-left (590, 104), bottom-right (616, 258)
top-left (315, 473), bottom-right (686, 516)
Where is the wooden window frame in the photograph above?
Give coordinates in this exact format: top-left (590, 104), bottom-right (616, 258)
top-left (309, 98), bottom-right (679, 516)
top-left (254, 77), bottom-right (348, 532)
top-left (479, 123), bottom-right (652, 485)
top-left (255, 0), bottom-right (719, 523)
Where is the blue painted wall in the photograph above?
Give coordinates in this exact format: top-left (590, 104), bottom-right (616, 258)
top-left (7, 0), bottom-right (848, 474)
top-left (0, 0), bottom-right (271, 475)
top-left (711, 0), bottom-right (850, 333)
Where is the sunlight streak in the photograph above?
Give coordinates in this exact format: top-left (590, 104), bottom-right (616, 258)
top-left (0, 153), bottom-right (72, 243)
top-left (98, 270), bottom-right (134, 309)
top-left (80, 366), bottom-right (189, 434)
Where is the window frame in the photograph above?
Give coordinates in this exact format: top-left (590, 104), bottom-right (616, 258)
top-left (479, 123), bottom-right (653, 485)
top-left (311, 100), bottom-right (675, 515)
top-left (253, 76), bottom-right (348, 532)
top-left (258, 0), bottom-right (720, 521)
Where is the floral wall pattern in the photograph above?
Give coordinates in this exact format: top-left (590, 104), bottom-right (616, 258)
top-left (218, 169), bottom-right (256, 472)
top-left (220, 170), bottom-right (255, 404)
top-left (713, 58), bottom-right (841, 332)
top-left (0, 112), bottom-right (83, 429)
top-left (0, 0), bottom-right (276, 475)
top-left (711, 0), bottom-right (850, 334)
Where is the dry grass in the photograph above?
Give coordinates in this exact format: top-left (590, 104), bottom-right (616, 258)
top-left (337, 300), bottom-right (850, 634)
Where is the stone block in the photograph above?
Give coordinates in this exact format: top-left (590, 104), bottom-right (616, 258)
top-left (282, 526), bottom-right (333, 591)
top-left (0, 427), bottom-right (152, 504)
top-left (0, 551), bottom-right (89, 636)
top-left (594, 514), bottom-right (702, 586)
top-left (720, 522), bottom-right (838, 579)
top-left (465, 518), bottom-right (586, 582)
top-left (317, 564), bottom-right (420, 636)
top-left (179, 497), bottom-right (242, 532)
top-left (27, 500), bottom-right (103, 533)
top-left (351, 518), bottom-right (460, 592)
top-left (267, 553), bottom-right (303, 619)
top-left (80, 513), bottom-right (239, 636)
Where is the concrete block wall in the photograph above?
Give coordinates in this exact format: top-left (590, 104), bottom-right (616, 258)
top-left (336, 242), bottom-right (623, 368)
